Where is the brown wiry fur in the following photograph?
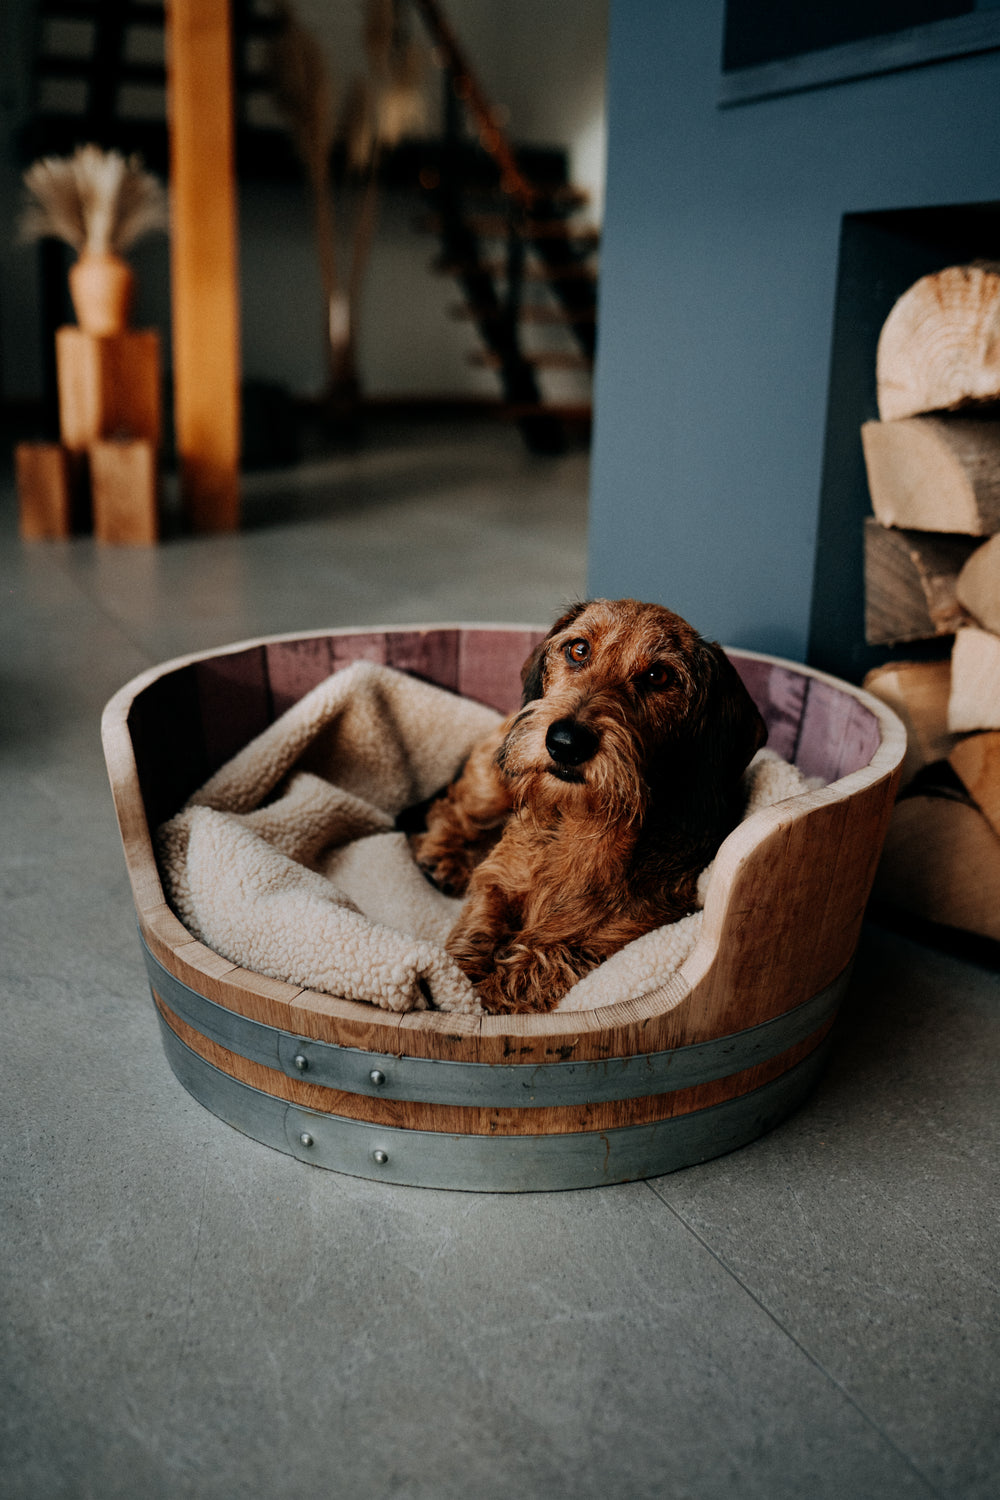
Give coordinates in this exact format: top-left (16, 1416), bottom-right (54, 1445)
top-left (412, 599), bottom-right (767, 1014)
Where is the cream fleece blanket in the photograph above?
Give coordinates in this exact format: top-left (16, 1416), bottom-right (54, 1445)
top-left (156, 661), bottom-right (812, 1017)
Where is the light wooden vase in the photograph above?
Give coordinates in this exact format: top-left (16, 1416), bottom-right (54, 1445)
top-left (68, 251), bottom-right (135, 336)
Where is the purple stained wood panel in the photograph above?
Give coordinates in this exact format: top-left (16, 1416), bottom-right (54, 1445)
top-left (796, 679), bottom-right (882, 783)
top-left (194, 646), bottom-right (271, 775)
top-left (266, 637), bottom-right (338, 718)
top-left (730, 655), bottom-right (807, 764)
top-left (385, 629), bottom-right (460, 692)
top-left (457, 629), bottom-right (541, 713)
top-left (128, 664), bottom-right (208, 828)
top-left (329, 632), bottom-right (389, 673)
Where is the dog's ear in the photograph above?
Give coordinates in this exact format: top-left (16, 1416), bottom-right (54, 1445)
top-left (520, 602), bottom-right (589, 705)
top-left (689, 640), bottom-right (768, 788)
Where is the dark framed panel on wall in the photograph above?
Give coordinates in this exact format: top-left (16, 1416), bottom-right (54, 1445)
top-left (720, 1), bottom-right (1000, 106)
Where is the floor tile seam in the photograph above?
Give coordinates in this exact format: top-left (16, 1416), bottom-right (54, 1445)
top-left (59, 571), bottom-right (171, 673)
top-left (11, 542), bottom-right (167, 671)
top-left (642, 1179), bottom-right (946, 1499)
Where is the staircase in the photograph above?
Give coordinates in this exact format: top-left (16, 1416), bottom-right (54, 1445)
top-left (22, 0), bottom-right (598, 455)
top-left (411, 0), bottom-right (600, 454)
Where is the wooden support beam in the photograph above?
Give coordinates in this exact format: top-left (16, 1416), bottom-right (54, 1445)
top-left (165, 0), bottom-right (241, 532)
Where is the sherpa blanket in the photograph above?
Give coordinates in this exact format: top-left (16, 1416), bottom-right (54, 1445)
top-left (156, 661), bottom-right (813, 1017)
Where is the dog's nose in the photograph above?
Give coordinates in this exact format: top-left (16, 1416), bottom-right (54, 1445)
top-left (545, 718), bottom-right (599, 766)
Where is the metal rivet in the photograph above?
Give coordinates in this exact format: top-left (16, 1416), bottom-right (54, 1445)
top-left (299, 1132), bottom-right (314, 1148)
top-left (372, 1149), bottom-right (389, 1165)
top-left (293, 1054), bottom-right (309, 1072)
top-left (369, 1069), bottom-right (386, 1087)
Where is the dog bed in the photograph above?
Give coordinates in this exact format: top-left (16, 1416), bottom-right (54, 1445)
top-left (153, 659), bottom-right (816, 1017)
top-left (102, 625), bottom-right (906, 1191)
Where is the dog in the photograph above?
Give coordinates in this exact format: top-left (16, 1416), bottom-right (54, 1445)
top-left (412, 599), bottom-right (767, 1014)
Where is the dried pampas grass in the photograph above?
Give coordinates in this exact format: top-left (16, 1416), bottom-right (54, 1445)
top-left (20, 145), bottom-right (168, 256)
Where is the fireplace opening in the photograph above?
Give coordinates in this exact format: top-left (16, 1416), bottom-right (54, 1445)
top-left (808, 199), bottom-right (1000, 684)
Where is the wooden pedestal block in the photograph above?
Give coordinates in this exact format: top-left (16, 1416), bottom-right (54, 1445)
top-left (15, 442), bottom-right (82, 538)
top-left (89, 439), bottom-right (159, 545)
top-left (56, 327), bottom-right (161, 452)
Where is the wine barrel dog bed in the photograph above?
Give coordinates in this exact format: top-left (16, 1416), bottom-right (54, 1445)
top-left (102, 625), bottom-right (906, 1192)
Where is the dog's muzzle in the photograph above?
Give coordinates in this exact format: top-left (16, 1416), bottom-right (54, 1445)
top-left (545, 718), bottom-right (599, 772)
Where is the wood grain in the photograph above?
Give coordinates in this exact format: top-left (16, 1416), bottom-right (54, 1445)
top-left (90, 439), bottom-right (159, 545)
top-left (15, 442), bottom-right (77, 539)
top-left (56, 327), bottom-right (161, 452)
top-left (863, 518), bottom-right (977, 645)
top-left (874, 785), bottom-right (1000, 941)
top-left (956, 534), bottom-right (1000, 635)
top-left (950, 731), bottom-right (1000, 840)
top-left (165, 0), bottom-right (240, 531)
top-left (948, 628), bottom-right (1000, 732)
top-left (876, 263), bottom-right (1000, 422)
top-left (862, 416), bottom-right (1000, 536)
top-left (155, 992), bottom-right (835, 1136)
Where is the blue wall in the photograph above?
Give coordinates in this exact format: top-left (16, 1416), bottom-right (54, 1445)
top-left (588, 0), bottom-right (1000, 660)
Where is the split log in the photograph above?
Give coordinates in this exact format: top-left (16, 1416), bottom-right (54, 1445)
top-left (956, 533), bottom-right (1000, 633)
top-left (860, 416), bottom-right (1000, 534)
top-left (873, 773), bottom-right (1000, 942)
top-left (863, 519), bottom-right (976, 645)
top-left (948, 626), bottom-right (1000, 732)
top-left (89, 439), bottom-right (159, 545)
top-left (949, 732), bottom-right (1000, 841)
top-left (863, 659), bottom-right (956, 785)
top-left (876, 262), bottom-right (1000, 421)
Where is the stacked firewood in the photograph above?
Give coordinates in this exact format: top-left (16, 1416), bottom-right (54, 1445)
top-left (861, 263), bottom-right (1000, 941)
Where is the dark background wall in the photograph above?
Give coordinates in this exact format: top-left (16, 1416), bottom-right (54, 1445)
top-left (587, 0), bottom-right (1000, 669)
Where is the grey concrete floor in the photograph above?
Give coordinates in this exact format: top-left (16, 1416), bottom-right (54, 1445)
top-left (2, 418), bottom-right (999, 1500)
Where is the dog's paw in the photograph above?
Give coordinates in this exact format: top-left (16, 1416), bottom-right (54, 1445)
top-left (474, 943), bottom-right (588, 1014)
top-left (410, 832), bottom-right (476, 898)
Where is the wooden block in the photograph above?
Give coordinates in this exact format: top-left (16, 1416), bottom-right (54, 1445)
top-left (948, 626), bottom-right (1000, 732)
top-left (15, 442), bottom-right (76, 538)
top-left (873, 782), bottom-right (1000, 941)
top-left (876, 262), bottom-right (1000, 422)
top-left (863, 659), bottom-right (956, 786)
top-left (956, 533), bottom-right (1000, 633)
top-left (863, 518), bottom-right (976, 645)
top-left (861, 416), bottom-right (1000, 535)
top-left (89, 439), bottom-right (159, 545)
top-left (949, 731), bottom-right (1000, 840)
top-left (56, 326), bottom-right (161, 452)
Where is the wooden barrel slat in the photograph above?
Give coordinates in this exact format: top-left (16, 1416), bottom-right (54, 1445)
top-left (795, 676), bottom-right (882, 785)
top-left (265, 637), bottom-right (339, 717)
top-left (457, 628), bottom-right (542, 711)
top-left (194, 646), bottom-right (271, 773)
top-left (127, 664), bottom-right (209, 831)
top-left (101, 626), bottom-right (907, 1189)
top-left (733, 656), bottom-right (808, 763)
top-left (385, 628), bottom-right (461, 691)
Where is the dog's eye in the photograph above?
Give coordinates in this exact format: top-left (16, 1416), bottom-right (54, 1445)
top-left (564, 639), bottom-right (590, 665)
top-left (637, 662), bottom-right (675, 690)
